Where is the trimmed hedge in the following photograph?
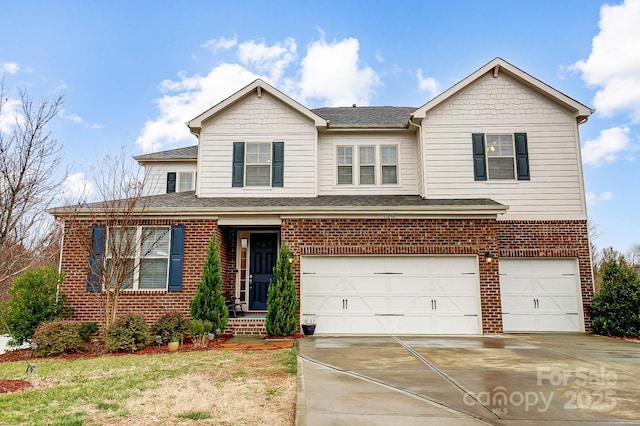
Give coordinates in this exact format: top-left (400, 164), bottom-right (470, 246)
top-left (151, 312), bottom-right (189, 344)
top-left (104, 315), bottom-right (150, 352)
top-left (32, 320), bottom-right (93, 357)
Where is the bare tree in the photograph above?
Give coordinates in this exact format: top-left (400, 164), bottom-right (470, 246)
top-left (59, 149), bottom-right (163, 329)
top-left (0, 76), bottom-right (64, 294)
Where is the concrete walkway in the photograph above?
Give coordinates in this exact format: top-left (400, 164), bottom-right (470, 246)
top-left (296, 334), bottom-right (640, 425)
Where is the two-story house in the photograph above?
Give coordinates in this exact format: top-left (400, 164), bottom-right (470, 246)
top-left (53, 58), bottom-right (594, 335)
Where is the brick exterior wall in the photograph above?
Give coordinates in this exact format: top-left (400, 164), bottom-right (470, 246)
top-left (60, 219), bottom-right (220, 327)
top-left (59, 217), bottom-right (592, 335)
top-left (497, 219), bottom-right (593, 331)
top-left (281, 218), bottom-right (502, 333)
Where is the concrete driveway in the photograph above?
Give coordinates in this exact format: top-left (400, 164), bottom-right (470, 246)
top-left (296, 334), bottom-right (640, 425)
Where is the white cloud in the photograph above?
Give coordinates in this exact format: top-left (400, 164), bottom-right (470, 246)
top-left (135, 63), bottom-right (261, 152)
top-left (416, 68), bottom-right (439, 98)
top-left (201, 35), bottom-right (238, 52)
top-left (0, 97), bottom-right (23, 134)
top-left (137, 35), bottom-right (382, 152)
top-left (582, 126), bottom-right (631, 166)
top-left (60, 172), bottom-right (94, 202)
top-left (60, 109), bottom-right (103, 129)
top-left (572, 0), bottom-right (640, 121)
top-left (2, 62), bottom-right (19, 74)
top-left (237, 38), bottom-right (297, 82)
top-left (586, 191), bottom-right (614, 206)
top-left (295, 37), bottom-right (379, 107)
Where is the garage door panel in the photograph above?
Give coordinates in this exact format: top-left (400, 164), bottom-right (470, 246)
top-left (301, 255), bottom-right (481, 335)
top-left (500, 258), bottom-right (581, 332)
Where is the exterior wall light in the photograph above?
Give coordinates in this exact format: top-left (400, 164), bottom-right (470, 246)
top-left (485, 251), bottom-right (494, 264)
top-left (288, 253), bottom-right (294, 264)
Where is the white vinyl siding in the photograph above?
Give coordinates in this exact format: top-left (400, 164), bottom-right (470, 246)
top-left (142, 162), bottom-right (197, 196)
top-left (198, 91), bottom-right (317, 198)
top-left (422, 73), bottom-right (586, 220)
top-left (319, 132), bottom-right (418, 195)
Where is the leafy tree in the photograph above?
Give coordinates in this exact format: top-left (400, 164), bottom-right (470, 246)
top-left (0, 267), bottom-right (73, 345)
top-left (590, 259), bottom-right (640, 337)
top-left (190, 233), bottom-right (228, 332)
top-left (265, 244), bottom-right (298, 337)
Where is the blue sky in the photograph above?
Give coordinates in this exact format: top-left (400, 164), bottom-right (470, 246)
top-left (1, 0), bottom-right (638, 253)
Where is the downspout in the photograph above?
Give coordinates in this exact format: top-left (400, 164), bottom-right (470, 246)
top-left (407, 114), bottom-right (425, 198)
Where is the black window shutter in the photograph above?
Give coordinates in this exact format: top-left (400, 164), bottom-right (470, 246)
top-left (168, 224), bottom-right (185, 291)
top-left (232, 142), bottom-right (245, 187)
top-left (86, 224), bottom-right (105, 292)
top-left (272, 141), bottom-right (284, 187)
top-left (472, 133), bottom-right (487, 181)
top-left (514, 133), bottom-right (530, 180)
top-left (166, 172), bottom-right (176, 193)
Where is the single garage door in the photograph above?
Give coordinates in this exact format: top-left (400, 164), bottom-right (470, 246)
top-left (500, 258), bottom-right (582, 332)
top-left (301, 256), bottom-right (480, 335)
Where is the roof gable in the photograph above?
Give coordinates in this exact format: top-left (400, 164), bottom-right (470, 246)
top-left (187, 79), bottom-right (327, 134)
top-left (413, 58), bottom-right (593, 122)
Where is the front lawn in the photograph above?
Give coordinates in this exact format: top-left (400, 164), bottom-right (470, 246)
top-left (0, 348), bottom-right (297, 425)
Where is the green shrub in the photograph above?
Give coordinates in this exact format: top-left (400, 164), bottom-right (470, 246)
top-left (590, 259), bottom-right (640, 337)
top-left (190, 233), bottom-right (228, 332)
top-left (151, 312), bottom-right (189, 344)
top-left (0, 267), bottom-right (73, 345)
top-left (188, 319), bottom-right (213, 348)
top-left (78, 322), bottom-right (99, 342)
top-left (266, 244), bottom-right (299, 337)
top-left (32, 320), bottom-right (89, 357)
top-left (104, 314), bottom-right (150, 352)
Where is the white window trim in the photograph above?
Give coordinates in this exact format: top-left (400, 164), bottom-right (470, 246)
top-left (106, 226), bottom-right (170, 291)
top-left (485, 134), bottom-right (516, 180)
top-left (335, 143), bottom-right (400, 187)
top-left (358, 145), bottom-right (376, 185)
top-left (245, 142), bottom-right (272, 187)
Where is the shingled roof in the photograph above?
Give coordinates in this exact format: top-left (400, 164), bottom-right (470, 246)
top-left (312, 106), bottom-right (417, 128)
top-left (134, 145), bottom-right (197, 162)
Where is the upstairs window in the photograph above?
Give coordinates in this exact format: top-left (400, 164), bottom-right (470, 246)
top-left (166, 172), bottom-right (195, 193)
top-left (245, 143), bottom-right (271, 186)
top-left (486, 135), bottom-right (515, 179)
top-left (359, 146), bottom-right (375, 184)
top-left (472, 133), bottom-right (530, 181)
top-left (232, 142), bottom-right (284, 188)
top-left (381, 145), bottom-right (398, 184)
top-left (337, 146), bottom-right (353, 185)
top-left (336, 143), bottom-right (399, 186)
top-left (178, 172), bottom-right (194, 192)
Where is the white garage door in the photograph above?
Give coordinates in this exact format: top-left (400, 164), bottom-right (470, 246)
top-left (500, 259), bottom-right (582, 332)
top-left (301, 256), bottom-right (480, 335)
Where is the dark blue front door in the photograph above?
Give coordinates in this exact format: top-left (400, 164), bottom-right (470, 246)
top-left (249, 233), bottom-right (277, 310)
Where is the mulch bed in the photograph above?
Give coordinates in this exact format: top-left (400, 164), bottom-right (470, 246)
top-left (0, 334), bottom-right (300, 394)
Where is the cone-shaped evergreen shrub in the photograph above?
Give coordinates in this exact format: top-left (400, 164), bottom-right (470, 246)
top-left (265, 244), bottom-right (299, 337)
top-left (190, 233), bottom-right (228, 333)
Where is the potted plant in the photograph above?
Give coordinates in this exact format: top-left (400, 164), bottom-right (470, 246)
top-left (301, 314), bottom-right (316, 336)
top-left (167, 335), bottom-right (180, 352)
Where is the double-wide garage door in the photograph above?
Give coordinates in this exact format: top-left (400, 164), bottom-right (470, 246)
top-left (500, 259), bottom-right (582, 332)
top-left (301, 256), bottom-right (481, 335)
